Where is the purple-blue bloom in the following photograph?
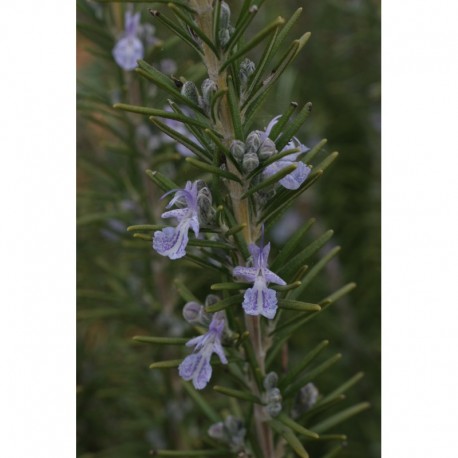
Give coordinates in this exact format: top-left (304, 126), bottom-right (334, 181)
top-left (233, 240), bottom-right (286, 319)
top-left (178, 312), bottom-right (228, 390)
top-left (261, 116), bottom-right (311, 190)
top-left (112, 11), bottom-right (144, 71)
top-left (153, 181), bottom-right (199, 259)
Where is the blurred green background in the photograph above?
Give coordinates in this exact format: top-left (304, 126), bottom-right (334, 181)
top-left (77, 0), bottom-right (380, 456)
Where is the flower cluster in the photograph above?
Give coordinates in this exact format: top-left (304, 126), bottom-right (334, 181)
top-left (178, 311), bottom-right (228, 390)
top-left (230, 116), bottom-right (312, 190)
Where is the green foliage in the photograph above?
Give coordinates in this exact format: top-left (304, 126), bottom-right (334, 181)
top-left (77, 0), bottom-right (380, 457)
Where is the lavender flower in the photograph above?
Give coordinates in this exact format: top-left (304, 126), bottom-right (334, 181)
top-left (153, 181), bottom-right (199, 259)
top-left (178, 312), bottom-right (228, 390)
top-left (233, 239), bottom-right (286, 319)
top-left (112, 11), bottom-right (144, 71)
top-left (261, 116), bottom-right (311, 190)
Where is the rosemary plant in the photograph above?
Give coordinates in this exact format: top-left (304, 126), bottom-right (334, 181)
top-left (78, 0), bottom-right (370, 456)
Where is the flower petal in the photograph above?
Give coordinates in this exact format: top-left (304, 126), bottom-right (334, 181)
top-left (233, 266), bottom-right (257, 282)
top-left (152, 223), bottom-right (189, 259)
top-left (264, 268), bottom-right (286, 285)
top-left (178, 353), bottom-right (201, 380)
top-left (112, 36), bottom-right (144, 71)
top-left (278, 161), bottom-right (310, 190)
top-left (242, 278), bottom-right (278, 319)
top-left (161, 208), bottom-right (188, 220)
top-left (193, 355), bottom-right (212, 390)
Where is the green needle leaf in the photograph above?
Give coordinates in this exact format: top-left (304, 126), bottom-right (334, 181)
top-left (168, 3), bottom-right (220, 56)
top-left (114, 103), bottom-right (209, 129)
top-left (220, 17), bottom-right (286, 72)
top-left (242, 163), bottom-right (297, 198)
top-left (317, 372), bottom-right (365, 406)
top-left (213, 385), bottom-right (262, 404)
top-left (227, 75), bottom-right (244, 140)
top-left (288, 246), bottom-right (342, 300)
top-left (311, 403), bottom-right (371, 434)
top-left (270, 420), bottom-right (310, 458)
top-left (149, 9), bottom-right (203, 56)
top-left (271, 218), bottom-right (315, 270)
top-left (284, 354), bottom-right (343, 398)
top-left (278, 340), bottom-right (330, 389)
top-left (278, 299), bottom-right (321, 312)
top-left (211, 282), bottom-right (250, 291)
top-left (145, 169), bottom-right (179, 192)
top-left (185, 157), bottom-right (242, 182)
top-left (205, 294), bottom-right (244, 313)
top-left (133, 336), bottom-right (189, 345)
top-left (277, 412), bottom-right (319, 439)
top-left (149, 360), bottom-right (182, 369)
top-left (150, 117), bottom-right (210, 162)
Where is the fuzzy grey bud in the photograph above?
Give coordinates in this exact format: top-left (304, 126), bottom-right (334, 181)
top-left (182, 301), bottom-right (202, 324)
top-left (291, 383), bottom-right (319, 418)
top-left (204, 294), bottom-right (220, 308)
top-left (180, 81), bottom-right (200, 106)
top-left (242, 151), bottom-right (259, 173)
top-left (266, 401), bottom-right (282, 417)
top-left (263, 371), bottom-right (278, 390)
top-left (239, 58), bottom-right (256, 88)
top-left (208, 421), bottom-right (225, 440)
top-left (230, 140), bottom-right (246, 162)
top-left (197, 185), bottom-right (216, 225)
top-left (245, 131), bottom-right (261, 155)
top-left (267, 387), bottom-right (282, 404)
top-left (258, 137), bottom-right (277, 160)
top-left (219, 1), bottom-right (231, 30)
top-left (182, 301), bottom-right (211, 326)
top-left (208, 416), bottom-right (246, 452)
top-left (201, 78), bottom-right (217, 111)
top-left (218, 27), bottom-right (232, 47)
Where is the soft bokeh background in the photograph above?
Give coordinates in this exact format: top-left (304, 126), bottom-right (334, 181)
top-left (77, 0), bottom-right (380, 456)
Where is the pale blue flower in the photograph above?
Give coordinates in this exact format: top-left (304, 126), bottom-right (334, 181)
top-left (152, 181), bottom-right (199, 259)
top-left (233, 240), bottom-right (286, 319)
top-left (178, 312), bottom-right (228, 390)
top-left (261, 116), bottom-right (311, 190)
top-left (112, 11), bottom-right (144, 71)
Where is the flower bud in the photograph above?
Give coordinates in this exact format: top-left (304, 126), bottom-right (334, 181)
top-left (219, 1), bottom-right (231, 30)
top-left (242, 151), bottom-right (259, 173)
top-left (205, 294), bottom-right (220, 308)
top-left (263, 371), bottom-right (278, 390)
top-left (182, 301), bottom-right (203, 324)
top-left (180, 80), bottom-right (200, 106)
top-left (201, 78), bottom-right (217, 112)
top-left (245, 131), bottom-right (261, 155)
top-left (266, 401), bottom-right (282, 417)
top-left (291, 383), bottom-right (319, 418)
top-left (267, 387), bottom-right (282, 404)
top-left (258, 137), bottom-right (277, 160)
top-left (218, 28), bottom-right (232, 47)
top-left (230, 140), bottom-right (246, 162)
top-left (208, 421), bottom-right (225, 440)
top-left (239, 58), bottom-right (256, 88)
top-left (182, 301), bottom-right (211, 326)
top-left (197, 185), bottom-right (216, 225)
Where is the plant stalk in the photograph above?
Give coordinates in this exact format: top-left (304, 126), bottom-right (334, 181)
top-left (190, 1), bottom-right (274, 456)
